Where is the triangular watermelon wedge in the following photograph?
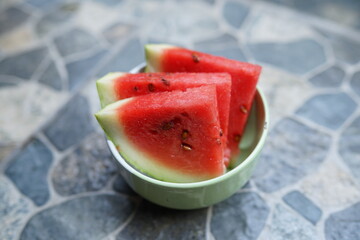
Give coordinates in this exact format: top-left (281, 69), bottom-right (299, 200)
top-left (145, 44), bottom-right (262, 167)
top-left (96, 72), bottom-right (232, 166)
top-left (95, 85), bottom-right (225, 183)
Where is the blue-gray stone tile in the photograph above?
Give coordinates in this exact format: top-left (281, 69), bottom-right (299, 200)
top-left (283, 191), bottom-right (322, 225)
top-left (296, 92), bottom-right (357, 130)
top-left (248, 39), bottom-right (326, 74)
top-left (263, 0), bottom-right (360, 30)
top-left (38, 60), bottom-right (62, 91)
top-left (66, 49), bottom-right (107, 90)
top-left (195, 33), bottom-right (239, 50)
top-left (26, 0), bottom-right (62, 10)
top-left (350, 71), bottom-right (360, 97)
top-left (52, 133), bottom-right (118, 196)
top-left (339, 115), bottom-right (360, 182)
top-left (44, 94), bottom-right (94, 151)
top-left (223, 1), bottom-right (249, 28)
top-left (20, 194), bottom-right (136, 240)
top-left (318, 29), bottom-right (360, 65)
top-left (0, 47), bottom-right (48, 80)
top-left (325, 202), bottom-right (360, 240)
top-left (117, 200), bottom-right (207, 240)
top-left (0, 6), bottom-right (30, 35)
top-left (271, 204), bottom-right (317, 240)
top-left (5, 138), bottom-right (53, 206)
top-left (54, 28), bottom-right (99, 58)
top-left (92, 0), bottom-right (124, 7)
top-left (97, 38), bottom-right (143, 77)
top-left (309, 65), bottom-right (345, 88)
top-left (0, 176), bottom-right (31, 240)
top-left (102, 22), bottom-right (136, 44)
top-left (253, 118), bottom-right (331, 193)
top-left (36, 3), bottom-right (79, 37)
top-left (211, 192), bottom-right (269, 240)
top-left (113, 174), bottom-right (136, 195)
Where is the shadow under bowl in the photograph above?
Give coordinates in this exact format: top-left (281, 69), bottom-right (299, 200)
top-left (107, 63), bottom-right (269, 209)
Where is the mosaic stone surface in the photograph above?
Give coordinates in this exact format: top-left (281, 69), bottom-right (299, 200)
top-left (43, 95), bottom-right (94, 151)
top-left (5, 138), bottom-right (53, 206)
top-left (253, 118), bottom-right (331, 192)
top-left (1, 0), bottom-right (360, 239)
top-left (296, 92), bottom-right (357, 130)
top-left (21, 194), bottom-right (135, 240)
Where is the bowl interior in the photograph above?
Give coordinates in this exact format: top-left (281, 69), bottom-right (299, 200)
top-left (107, 64), bottom-right (268, 188)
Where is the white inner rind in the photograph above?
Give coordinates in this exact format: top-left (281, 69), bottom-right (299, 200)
top-left (95, 99), bottom-right (213, 183)
top-left (96, 72), bottom-right (126, 108)
top-left (145, 44), bottom-right (174, 72)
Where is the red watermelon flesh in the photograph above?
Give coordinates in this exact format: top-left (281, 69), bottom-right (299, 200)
top-left (95, 85), bottom-right (225, 183)
top-left (145, 44), bottom-right (262, 166)
top-left (96, 72), bottom-right (232, 166)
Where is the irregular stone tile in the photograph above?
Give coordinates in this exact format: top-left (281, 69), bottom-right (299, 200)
top-left (296, 92), bottom-right (357, 130)
top-left (0, 6), bottom-right (30, 35)
top-left (264, 0), bottom-right (360, 30)
top-left (0, 75), bottom-right (20, 88)
top-left (0, 176), bottom-right (32, 240)
top-left (66, 49), bottom-right (107, 90)
top-left (21, 194), bottom-right (136, 240)
top-left (36, 3), bottom-right (79, 37)
top-left (309, 65), bottom-right (345, 88)
top-left (223, 1), bottom-right (249, 28)
top-left (0, 47), bottom-right (48, 79)
top-left (38, 60), bottom-right (62, 91)
top-left (0, 25), bottom-right (35, 53)
top-left (102, 22), bottom-right (136, 44)
top-left (339, 115), bottom-right (360, 182)
top-left (253, 118), bottom-right (331, 193)
top-left (54, 28), bottom-right (99, 58)
top-left (113, 174), bottom-right (136, 195)
top-left (245, 9), bottom-right (317, 44)
top-left (74, 1), bottom-right (120, 34)
top-left (117, 200), bottom-right (207, 240)
top-left (92, 0), bottom-right (124, 7)
top-left (283, 191), bottom-right (322, 225)
top-left (97, 38), bottom-right (142, 76)
top-left (300, 160), bottom-right (360, 209)
top-left (26, 0), bottom-right (62, 10)
top-left (146, 2), bottom-right (219, 44)
top-left (248, 39), bottom-right (326, 75)
top-left (270, 204), bottom-right (317, 240)
top-left (0, 82), bottom-right (66, 144)
top-left (350, 71), bottom-right (360, 97)
top-left (44, 94), bottom-right (94, 151)
top-left (318, 29), bottom-right (360, 64)
top-left (258, 67), bottom-right (316, 125)
top-left (52, 133), bottom-right (118, 196)
top-left (194, 33), bottom-right (239, 50)
top-left (325, 202), bottom-right (360, 240)
top-left (5, 138), bottom-right (53, 206)
top-left (211, 192), bottom-right (269, 240)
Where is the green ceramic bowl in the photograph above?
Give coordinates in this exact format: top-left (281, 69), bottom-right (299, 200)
top-left (107, 63), bottom-right (269, 209)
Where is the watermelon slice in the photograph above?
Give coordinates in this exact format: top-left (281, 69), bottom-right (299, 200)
top-left (145, 44), bottom-right (262, 167)
top-left (95, 85), bottom-right (225, 183)
top-left (96, 72), bottom-right (232, 165)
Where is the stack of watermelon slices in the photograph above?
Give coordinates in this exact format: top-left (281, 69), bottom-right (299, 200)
top-left (95, 44), bottom-right (262, 183)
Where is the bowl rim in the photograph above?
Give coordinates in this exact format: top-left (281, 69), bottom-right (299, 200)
top-left (107, 63), bottom-right (269, 189)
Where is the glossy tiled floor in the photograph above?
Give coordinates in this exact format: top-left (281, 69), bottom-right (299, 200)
top-left (1, 0), bottom-right (360, 239)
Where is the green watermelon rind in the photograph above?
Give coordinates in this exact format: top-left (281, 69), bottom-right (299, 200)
top-left (96, 72), bottom-right (126, 108)
top-left (144, 44), bottom-right (174, 72)
top-left (95, 98), bottom-right (213, 183)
